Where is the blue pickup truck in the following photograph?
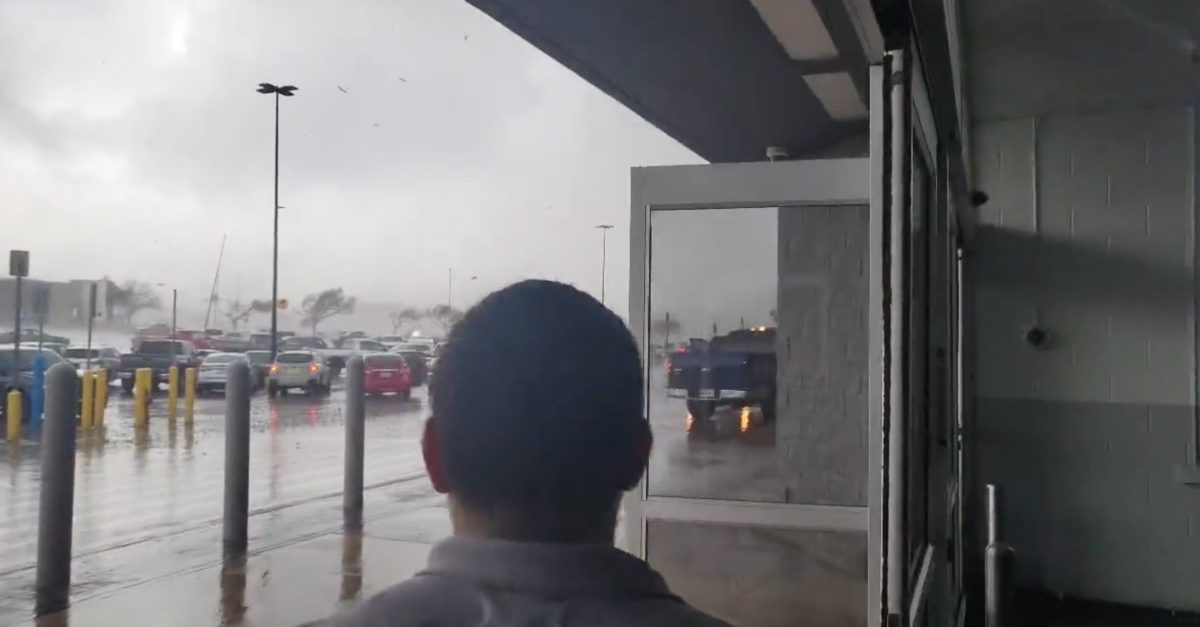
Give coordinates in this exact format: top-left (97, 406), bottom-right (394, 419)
top-left (665, 328), bottom-right (777, 435)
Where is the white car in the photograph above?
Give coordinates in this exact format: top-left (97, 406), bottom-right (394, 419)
top-left (63, 346), bottom-right (121, 374)
top-left (267, 351), bottom-right (332, 396)
top-left (196, 352), bottom-right (252, 395)
top-left (375, 335), bottom-right (409, 351)
top-left (341, 338), bottom-right (389, 354)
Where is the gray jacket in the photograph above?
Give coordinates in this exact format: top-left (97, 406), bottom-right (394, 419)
top-left (318, 536), bottom-right (732, 627)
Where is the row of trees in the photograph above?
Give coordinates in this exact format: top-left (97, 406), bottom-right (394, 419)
top-left (217, 287), bottom-right (360, 334)
top-left (109, 279), bottom-right (467, 335)
top-left (389, 304), bottom-right (463, 335)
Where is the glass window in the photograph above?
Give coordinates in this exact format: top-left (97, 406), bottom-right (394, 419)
top-left (284, 337), bottom-right (327, 350)
top-left (245, 351), bottom-right (273, 365)
top-left (203, 353), bottom-right (244, 365)
top-left (646, 205), bottom-right (870, 505)
top-left (364, 354), bottom-right (404, 367)
top-left (0, 349), bottom-right (63, 372)
top-left (646, 521), bottom-right (867, 627)
top-left (276, 352), bottom-right (315, 364)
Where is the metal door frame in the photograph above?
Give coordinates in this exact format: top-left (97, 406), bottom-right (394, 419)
top-left (624, 153), bottom-right (885, 626)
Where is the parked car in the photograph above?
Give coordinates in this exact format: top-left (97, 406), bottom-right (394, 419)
top-left (0, 346), bottom-right (66, 423)
top-left (117, 339), bottom-right (200, 393)
top-left (175, 329), bottom-right (215, 350)
top-left (196, 352), bottom-right (253, 395)
top-left (267, 351), bottom-right (332, 397)
top-left (375, 335), bottom-right (410, 351)
top-left (245, 350), bottom-right (273, 388)
top-left (281, 336), bottom-right (352, 373)
top-left (62, 346), bottom-right (121, 373)
top-left (392, 344), bottom-right (432, 386)
top-left (341, 338), bottom-right (389, 354)
top-left (363, 353), bottom-right (413, 400)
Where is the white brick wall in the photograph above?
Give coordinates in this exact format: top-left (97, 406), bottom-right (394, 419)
top-left (972, 106), bottom-right (1200, 611)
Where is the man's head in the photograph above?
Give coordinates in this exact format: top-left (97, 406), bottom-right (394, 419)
top-left (423, 280), bottom-right (649, 543)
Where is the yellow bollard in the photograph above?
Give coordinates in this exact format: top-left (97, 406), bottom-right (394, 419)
top-left (184, 367), bottom-right (197, 422)
top-left (5, 390), bottom-right (21, 441)
top-left (94, 369), bottom-right (108, 426)
top-left (167, 366), bottom-right (179, 419)
top-left (134, 367), bottom-right (152, 426)
top-left (81, 370), bottom-right (95, 429)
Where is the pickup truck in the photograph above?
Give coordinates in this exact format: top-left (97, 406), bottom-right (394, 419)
top-left (666, 328), bottom-right (777, 435)
top-left (117, 339), bottom-right (201, 392)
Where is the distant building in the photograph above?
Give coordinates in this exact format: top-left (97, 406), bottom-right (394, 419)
top-left (0, 277), bottom-right (116, 329)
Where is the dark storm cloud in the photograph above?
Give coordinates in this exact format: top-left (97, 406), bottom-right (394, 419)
top-left (0, 0), bottom-right (700, 323)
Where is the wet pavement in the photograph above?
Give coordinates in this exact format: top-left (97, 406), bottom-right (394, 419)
top-left (0, 379), bottom-right (440, 626)
top-left (0, 365), bottom-right (787, 626)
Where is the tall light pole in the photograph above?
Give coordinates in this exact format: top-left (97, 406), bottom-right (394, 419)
top-left (257, 82), bottom-right (297, 359)
top-left (156, 283), bottom-right (178, 362)
top-left (595, 224), bottom-right (614, 305)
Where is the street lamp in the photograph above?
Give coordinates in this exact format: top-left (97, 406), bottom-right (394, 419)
top-left (595, 224), bottom-right (614, 305)
top-left (156, 283), bottom-right (178, 362)
top-left (256, 82), bottom-right (297, 359)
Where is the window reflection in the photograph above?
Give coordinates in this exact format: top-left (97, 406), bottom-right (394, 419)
top-left (646, 205), bottom-right (870, 505)
top-left (647, 520), bottom-right (867, 627)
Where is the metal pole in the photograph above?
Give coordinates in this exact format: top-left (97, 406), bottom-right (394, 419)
top-left (601, 228), bottom-right (607, 305)
top-left (12, 275), bottom-right (22, 384)
top-left (985, 484), bottom-right (1015, 627)
top-left (35, 363), bottom-right (78, 615)
top-left (885, 49), bottom-right (909, 621)
top-left (171, 289), bottom-right (177, 364)
top-left (222, 360), bottom-right (252, 556)
top-left (447, 268), bottom-right (453, 309)
top-left (270, 92), bottom-right (280, 360)
top-left (343, 356), bottom-right (365, 528)
top-left (85, 283), bottom-right (97, 371)
top-left (595, 224), bottom-right (613, 305)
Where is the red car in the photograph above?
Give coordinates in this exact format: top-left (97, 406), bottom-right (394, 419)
top-left (363, 353), bottom-right (413, 400)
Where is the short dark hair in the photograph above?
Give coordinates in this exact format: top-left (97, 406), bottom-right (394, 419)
top-left (431, 280), bottom-right (645, 523)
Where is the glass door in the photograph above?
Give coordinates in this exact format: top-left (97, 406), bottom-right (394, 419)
top-left (624, 153), bottom-right (884, 627)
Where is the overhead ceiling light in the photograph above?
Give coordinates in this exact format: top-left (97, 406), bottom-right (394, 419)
top-left (803, 72), bottom-right (867, 121)
top-left (750, 0), bottom-right (838, 61)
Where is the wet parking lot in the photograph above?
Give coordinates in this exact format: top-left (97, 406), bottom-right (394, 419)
top-left (0, 378), bottom-right (436, 625)
top-left (0, 366), bottom-right (791, 625)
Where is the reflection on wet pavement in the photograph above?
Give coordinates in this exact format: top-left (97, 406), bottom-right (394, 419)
top-left (25, 526), bottom-right (438, 627)
top-left (0, 381), bottom-right (434, 625)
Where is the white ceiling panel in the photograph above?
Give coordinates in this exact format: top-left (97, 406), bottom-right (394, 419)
top-left (750, 0), bottom-right (838, 61)
top-left (803, 72), bottom-right (867, 120)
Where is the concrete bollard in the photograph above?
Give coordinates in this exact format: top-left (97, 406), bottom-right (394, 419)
top-left (5, 390), bottom-right (20, 441)
top-left (222, 360), bottom-right (252, 557)
top-left (167, 366), bottom-right (179, 419)
top-left (35, 363), bottom-right (78, 615)
top-left (184, 367), bottom-right (197, 422)
top-left (81, 370), bottom-right (95, 429)
top-left (343, 356), bottom-right (366, 528)
top-left (133, 367), bottom-right (152, 426)
top-left (94, 369), bottom-right (108, 426)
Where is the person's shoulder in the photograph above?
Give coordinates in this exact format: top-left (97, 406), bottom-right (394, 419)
top-left (310, 573), bottom-right (484, 627)
top-left (617, 595), bottom-right (735, 627)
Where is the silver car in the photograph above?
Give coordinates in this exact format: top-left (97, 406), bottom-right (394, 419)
top-left (267, 351), bottom-right (332, 396)
top-left (196, 352), bottom-right (252, 395)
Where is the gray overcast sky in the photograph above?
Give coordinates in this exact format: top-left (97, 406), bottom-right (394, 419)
top-left (0, 0), bottom-right (700, 321)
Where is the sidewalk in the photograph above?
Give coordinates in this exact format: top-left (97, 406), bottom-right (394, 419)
top-left (27, 500), bottom-right (451, 627)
